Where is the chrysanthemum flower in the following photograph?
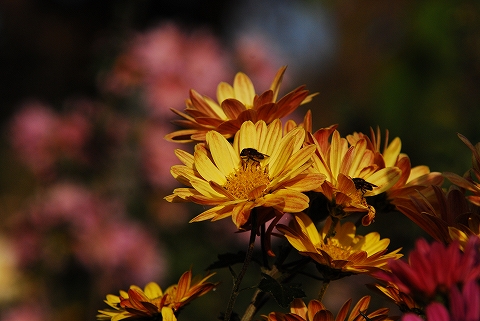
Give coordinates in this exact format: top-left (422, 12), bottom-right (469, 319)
top-left (346, 127), bottom-right (443, 208)
top-left (97, 270), bottom-right (217, 320)
top-left (165, 120), bottom-right (325, 230)
top-left (277, 212), bottom-right (402, 279)
top-left (165, 66), bottom-right (316, 142)
top-left (264, 296), bottom-right (392, 321)
top-left (374, 236), bottom-right (480, 306)
top-left (309, 128), bottom-right (401, 225)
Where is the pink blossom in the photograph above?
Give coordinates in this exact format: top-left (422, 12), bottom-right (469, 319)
top-left (0, 303), bottom-right (49, 321)
top-left (74, 218), bottom-right (167, 286)
top-left (101, 22), bottom-right (232, 117)
top-left (8, 101), bottom-right (92, 178)
top-left (8, 101), bottom-right (58, 177)
top-left (233, 33), bottom-right (288, 90)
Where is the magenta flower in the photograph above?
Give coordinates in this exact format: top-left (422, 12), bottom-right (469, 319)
top-left (376, 236), bottom-right (480, 308)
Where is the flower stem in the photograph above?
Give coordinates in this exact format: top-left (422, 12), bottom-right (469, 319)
top-left (317, 278), bottom-right (330, 301)
top-left (224, 211), bottom-right (257, 321)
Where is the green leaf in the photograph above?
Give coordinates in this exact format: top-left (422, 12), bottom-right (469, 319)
top-left (258, 273), bottom-right (306, 308)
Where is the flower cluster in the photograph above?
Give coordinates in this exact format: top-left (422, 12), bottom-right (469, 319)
top-left (6, 56), bottom-right (480, 321)
top-left (146, 67), bottom-right (480, 321)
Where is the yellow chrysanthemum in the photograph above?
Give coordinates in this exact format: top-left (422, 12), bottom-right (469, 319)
top-left (264, 296), bottom-right (393, 321)
top-left (165, 66), bottom-right (316, 142)
top-left (97, 270), bottom-right (216, 321)
top-left (165, 119), bottom-right (325, 229)
top-left (309, 127), bottom-right (401, 225)
top-left (277, 212), bottom-right (402, 279)
top-left (346, 127), bottom-right (444, 208)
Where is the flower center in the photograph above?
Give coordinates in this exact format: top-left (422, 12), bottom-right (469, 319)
top-left (223, 162), bottom-right (271, 200)
top-left (318, 239), bottom-right (353, 261)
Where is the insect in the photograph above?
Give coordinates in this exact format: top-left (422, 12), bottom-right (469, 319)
top-left (240, 148), bottom-right (269, 165)
top-left (352, 177), bottom-right (377, 195)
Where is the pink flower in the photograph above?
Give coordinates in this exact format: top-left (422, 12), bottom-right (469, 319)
top-left (0, 303), bottom-right (49, 321)
top-left (8, 101), bottom-right (58, 177)
top-left (101, 22), bottom-right (232, 118)
top-left (376, 236), bottom-right (480, 305)
top-left (8, 101), bottom-right (92, 178)
top-left (74, 218), bottom-right (167, 286)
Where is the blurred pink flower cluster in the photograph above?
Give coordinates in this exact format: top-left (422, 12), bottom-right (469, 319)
top-left (8, 101), bottom-right (91, 178)
top-left (10, 182), bottom-right (166, 287)
top-left (100, 22), bottom-right (233, 118)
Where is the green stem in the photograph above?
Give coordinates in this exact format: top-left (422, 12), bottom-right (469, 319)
top-left (224, 212), bottom-right (257, 321)
top-left (317, 278), bottom-right (330, 302)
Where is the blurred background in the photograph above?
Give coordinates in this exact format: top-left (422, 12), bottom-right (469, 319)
top-left (0, 0), bottom-right (479, 320)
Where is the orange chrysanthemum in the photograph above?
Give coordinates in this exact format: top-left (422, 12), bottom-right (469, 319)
top-left (165, 119), bottom-right (325, 230)
top-left (309, 127), bottom-right (401, 225)
top-left (277, 212), bottom-right (402, 279)
top-left (97, 270), bottom-right (217, 321)
top-left (347, 127), bottom-right (444, 208)
top-left (165, 66), bottom-right (316, 142)
top-left (264, 296), bottom-right (393, 321)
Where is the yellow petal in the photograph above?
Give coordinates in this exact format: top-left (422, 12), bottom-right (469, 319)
top-left (283, 144), bottom-right (316, 175)
top-left (204, 95), bottom-right (228, 120)
top-left (174, 149), bottom-right (195, 168)
top-left (280, 173), bottom-right (326, 192)
top-left (161, 307), bottom-right (177, 321)
top-left (237, 121), bottom-right (258, 151)
top-left (269, 136), bottom-right (295, 178)
top-left (217, 81), bottom-right (234, 104)
top-left (233, 72), bottom-right (255, 106)
top-left (269, 66), bottom-right (287, 102)
top-left (190, 178), bottom-right (226, 199)
top-left (347, 139), bottom-right (367, 176)
top-left (364, 167), bottom-right (401, 195)
top-left (194, 145), bottom-right (227, 185)
top-left (383, 137), bottom-right (401, 167)
top-left (144, 282), bottom-right (163, 299)
top-left (266, 189), bottom-right (309, 213)
top-left (207, 131), bottom-right (239, 176)
top-left (260, 119), bottom-right (283, 158)
top-left (294, 212), bottom-right (321, 246)
top-left (329, 131), bottom-right (348, 181)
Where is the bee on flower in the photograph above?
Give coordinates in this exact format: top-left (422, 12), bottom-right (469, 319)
top-left (308, 127), bottom-right (402, 226)
top-left (165, 119), bottom-right (325, 232)
top-left (346, 127), bottom-right (444, 211)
